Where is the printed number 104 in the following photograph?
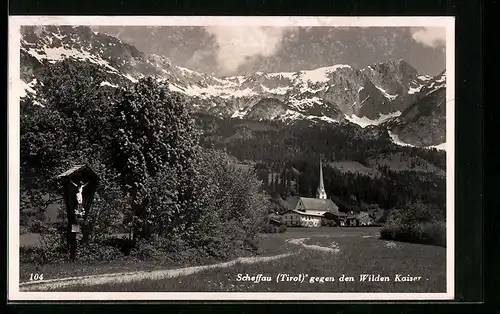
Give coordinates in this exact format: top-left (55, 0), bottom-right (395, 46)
top-left (30, 273), bottom-right (44, 281)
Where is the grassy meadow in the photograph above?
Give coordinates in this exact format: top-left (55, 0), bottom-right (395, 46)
top-left (20, 227), bottom-right (446, 293)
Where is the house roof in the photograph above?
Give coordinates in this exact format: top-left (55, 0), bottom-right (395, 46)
top-left (336, 212), bottom-right (349, 217)
top-left (297, 197), bottom-right (339, 212)
top-left (284, 196), bottom-right (300, 210)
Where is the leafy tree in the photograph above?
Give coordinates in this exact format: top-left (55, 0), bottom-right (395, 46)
top-left (189, 149), bottom-right (270, 257)
top-left (109, 77), bottom-right (201, 240)
top-left (20, 59), bottom-right (121, 234)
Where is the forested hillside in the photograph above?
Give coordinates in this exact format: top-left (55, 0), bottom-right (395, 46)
top-left (195, 114), bottom-right (447, 213)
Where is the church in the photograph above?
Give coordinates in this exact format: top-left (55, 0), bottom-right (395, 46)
top-left (282, 160), bottom-right (341, 228)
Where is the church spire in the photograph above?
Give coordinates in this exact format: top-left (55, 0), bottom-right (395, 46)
top-left (316, 159), bottom-right (327, 199)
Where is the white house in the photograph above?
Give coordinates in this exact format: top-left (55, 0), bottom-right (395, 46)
top-left (282, 209), bottom-right (330, 227)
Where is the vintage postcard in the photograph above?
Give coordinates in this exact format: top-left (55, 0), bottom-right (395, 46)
top-left (8, 16), bottom-right (455, 301)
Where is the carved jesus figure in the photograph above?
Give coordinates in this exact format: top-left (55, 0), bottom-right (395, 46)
top-left (70, 179), bottom-right (89, 218)
top-left (70, 179), bottom-right (89, 204)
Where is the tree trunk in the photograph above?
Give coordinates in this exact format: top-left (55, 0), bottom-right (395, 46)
top-left (81, 222), bottom-right (91, 243)
top-left (68, 231), bottom-right (77, 262)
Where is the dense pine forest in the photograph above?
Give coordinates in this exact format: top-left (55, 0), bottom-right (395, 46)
top-left (195, 113), bottom-right (447, 215)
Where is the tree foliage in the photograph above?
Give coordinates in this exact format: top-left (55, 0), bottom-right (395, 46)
top-left (20, 59), bottom-right (122, 230)
top-left (20, 60), bottom-right (272, 262)
top-left (109, 77), bottom-right (201, 239)
top-left (188, 149), bottom-right (270, 257)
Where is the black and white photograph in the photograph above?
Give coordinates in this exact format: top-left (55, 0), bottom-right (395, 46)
top-left (8, 16), bottom-right (455, 300)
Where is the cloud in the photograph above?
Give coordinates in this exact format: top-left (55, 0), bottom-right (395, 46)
top-left (411, 27), bottom-right (446, 48)
top-left (185, 49), bottom-right (217, 74)
top-left (204, 26), bottom-right (290, 75)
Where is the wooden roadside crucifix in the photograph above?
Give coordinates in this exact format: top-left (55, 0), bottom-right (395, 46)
top-left (55, 165), bottom-right (99, 262)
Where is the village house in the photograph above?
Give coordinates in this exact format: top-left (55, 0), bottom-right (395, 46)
top-left (282, 160), bottom-right (342, 228)
top-left (337, 211), bottom-right (373, 226)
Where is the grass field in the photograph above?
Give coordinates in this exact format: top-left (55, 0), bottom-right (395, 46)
top-left (19, 227), bottom-right (446, 293)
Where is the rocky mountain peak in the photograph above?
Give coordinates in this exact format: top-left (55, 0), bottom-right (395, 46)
top-left (18, 25), bottom-right (446, 148)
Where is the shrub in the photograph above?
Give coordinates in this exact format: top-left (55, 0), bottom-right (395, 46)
top-left (262, 225), bottom-right (274, 233)
top-left (101, 236), bottom-right (135, 256)
top-left (419, 221), bottom-right (446, 247)
top-left (380, 221), bottom-right (446, 247)
top-left (128, 239), bottom-right (163, 261)
top-left (277, 224), bottom-right (287, 233)
top-left (20, 245), bottom-right (68, 265)
top-left (260, 223), bottom-right (286, 234)
top-left (75, 240), bottom-right (127, 263)
top-left (380, 202), bottom-right (446, 247)
top-left (28, 219), bottom-right (47, 233)
top-left (185, 149), bottom-right (270, 259)
top-left (20, 225), bottom-right (30, 235)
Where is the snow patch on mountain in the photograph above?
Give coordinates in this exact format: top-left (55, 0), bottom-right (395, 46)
top-left (388, 130), bottom-right (416, 147)
top-left (346, 111), bottom-right (401, 128)
top-left (307, 116), bottom-right (339, 124)
top-left (299, 84), bottom-right (326, 94)
top-left (26, 46), bottom-right (120, 73)
top-left (425, 142), bottom-right (447, 151)
top-left (231, 108), bottom-right (251, 118)
top-left (266, 72), bottom-right (296, 80)
top-left (408, 85), bottom-right (423, 94)
top-left (261, 84), bottom-right (290, 95)
top-left (184, 85), bottom-right (257, 99)
top-left (423, 71), bottom-right (446, 96)
top-left (281, 110), bottom-right (303, 121)
top-left (271, 110), bottom-right (339, 124)
top-left (375, 85), bottom-right (398, 100)
top-left (100, 81), bottom-right (119, 88)
top-left (124, 73), bottom-right (139, 83)
top-left (168, 83), bottom-right (186, 93)
top-left (418, 75), bottom-right (431, 81)
top-left (298, 65), bottom-right (351, 83)
top-left (289, 96), bottom-right (323, 110)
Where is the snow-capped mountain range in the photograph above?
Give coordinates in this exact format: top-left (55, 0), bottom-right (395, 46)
top-left (18, 25), bottom-right (446, 148)
top-left (385, 70), bottom-right (446, 147)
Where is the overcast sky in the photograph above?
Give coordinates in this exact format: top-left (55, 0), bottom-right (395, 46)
top-left (93, 26), bottom-right (446, 77)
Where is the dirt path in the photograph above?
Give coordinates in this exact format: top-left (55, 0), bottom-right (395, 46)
top-left (285, 237), bottom-right (340, 253)
top-left (20, 235), bottom-right (344, 291)
top-left (20, 253), bottom-right (293, 291)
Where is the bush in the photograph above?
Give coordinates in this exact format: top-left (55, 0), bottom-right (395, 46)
top-left (20, 225), bottom-right (30, 235)
top-left (261, 223), bottom-right (286, 234)
top-left (261, 224), bottom-right (277, 233)
top-left (20, 245), bottom-right (68, 264)
top-left (28, 220), bottom-right (47, 233)
top-left (380, 202), bottom-right (446, 247)
top-left (75, 240), bottom-right (127, 263)
top-left (380, 221), bottom-right (446, 247)
top-left (277, 224), bottom-right (287, 233)
top-left (419, 221), bottom-right (446, 247)
top-left (185, 149), bottom-right (270, 259)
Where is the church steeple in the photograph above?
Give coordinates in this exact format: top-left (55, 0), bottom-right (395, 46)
top-left (316, 159), bottom-right (327, 199)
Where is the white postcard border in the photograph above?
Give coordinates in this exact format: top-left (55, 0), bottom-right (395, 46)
top-left (8, 15), bottom-right (456, 301)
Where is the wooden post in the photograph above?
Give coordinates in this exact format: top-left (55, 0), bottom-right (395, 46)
top-left (56, 165), bottom-right (99, 262)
